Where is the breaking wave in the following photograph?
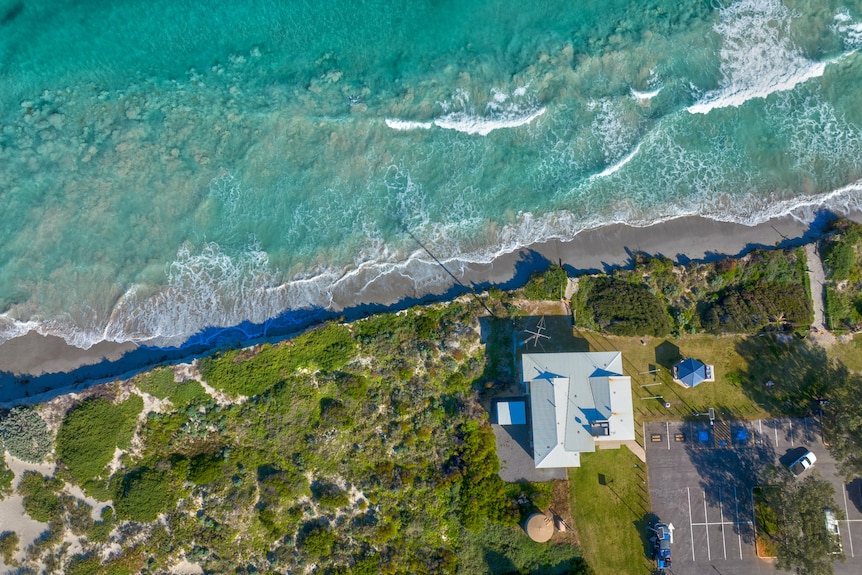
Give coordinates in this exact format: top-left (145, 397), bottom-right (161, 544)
top-left (687, 0), bottom-right (842, 114)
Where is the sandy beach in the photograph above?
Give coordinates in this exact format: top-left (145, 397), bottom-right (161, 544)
top-left (0, 209), bottom-right (854, 401)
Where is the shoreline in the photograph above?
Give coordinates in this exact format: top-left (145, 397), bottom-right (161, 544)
top-left (0, 209), bottom-right (856, 403)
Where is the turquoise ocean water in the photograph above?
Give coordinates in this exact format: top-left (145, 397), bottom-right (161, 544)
top-left (1, 0), bottom-right (862, 349)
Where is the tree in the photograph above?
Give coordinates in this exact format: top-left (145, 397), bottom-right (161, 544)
top-left (761, 470), bottom-right (844, 575)
top-left (823, 370), bottom-right (862, 479)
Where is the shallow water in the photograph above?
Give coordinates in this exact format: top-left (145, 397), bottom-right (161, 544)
top-left (1, 0), bottom-right (861, 348)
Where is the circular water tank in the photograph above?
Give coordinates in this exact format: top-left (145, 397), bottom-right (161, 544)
top-left (524, 513), bottom-right (554, 542)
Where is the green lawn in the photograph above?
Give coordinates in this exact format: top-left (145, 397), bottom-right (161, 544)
top-left (569, 448), bottom-right (652, 575)
top-left (827, 333), bottom-right (862, 373)
top-left (576, 330), bottom-right (772, 420)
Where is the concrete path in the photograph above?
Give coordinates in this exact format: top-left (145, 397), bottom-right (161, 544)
top-left (805, 243), bottom-right (837, 346)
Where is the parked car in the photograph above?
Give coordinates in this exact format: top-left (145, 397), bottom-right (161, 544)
top-left (788, 450), bottom-right (816, 476)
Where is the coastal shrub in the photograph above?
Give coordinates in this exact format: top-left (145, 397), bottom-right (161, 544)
top-left (823, 221), bottom-right (861, 282)
top-left (298, 524), bottom-right (336, 557)
top-left (56, 395), bottom-right (144, 497)
top-left (459, 522), bottom-right (586, 575)
top-left (580, 276), bottom-right (671, 336)
top-left (113, 466), bottom-right (177, 522)
top-left (87, 506), bottom-right (116, 543)
top-left (522, 265), bottom-right (568, 300)
top-left (0, 531), bottom-right (18, 565)
top-left (0, 406), bottom-right (52, 463)
top-left (66, 498), bottom-right (94, 535)
top-left (201, 323), bottom-right (356, 397)
top-left (0, 452), bottom-right (13, 495)
top-left (455, 420), bottom-right (518, 530)
top-left (136, 367), bottom-right (207, 407)
top-left (18, 471), bottom-right (63, 523)
top-left (701, 283), bottom-right (811, 334)
top-left (311, 480), bottom-right (350, 509)
top-left (188, 453), bottom-right (225, 485)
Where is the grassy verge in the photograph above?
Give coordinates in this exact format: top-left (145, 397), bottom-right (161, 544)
top-left (569, 448), bottom-right (651, 575)
top-left (752, 487), bottom-right (779, 558)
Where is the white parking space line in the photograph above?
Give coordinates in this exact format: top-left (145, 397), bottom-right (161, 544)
top-left (690, 521), bottom-right (738, 526)
top-left (666, 421), bottom-right (670, 450)
top-left (687, 487), bottom-right (695, 562)
top-left (843, 485), bottom-right (855, 558)
top-left (735, 486), bottom-right (742, 559)
top-left (758, 419), bottom-right (763, 445)
top-left (774, 420), bottom-right (779, 446)
top-left (720, 487), bottom-right (727, 559)
top-left (789, 419), bottom-right (793, 446)
top-left (703, 490), bottom-right (711, 560)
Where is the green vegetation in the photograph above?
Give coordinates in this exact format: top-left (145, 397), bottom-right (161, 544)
top-left (0, 531), bottom-right (19, 565)
top-left (16, 227), bottom-right (862, 574)
top-left (87, 506), bottom-right (116, 543)
top-left (569, 449), bottom-right (650, 575)
top-left (522, 265), bottom-right (568, 300)
top-left (56, 395), bottom-right (143, 499)
top-left (136, 367), bottom-right (207, 407)
top-left (24, 300), bottom-right (558, 574)
top-left (0, 451), bottom-right (14, 495)
top-left (576, 276), bottom-right (671, 336)
top-left (18, 471), bottom-right (64, 523)
top-left (0, 406), bottom-right (52, 463)
top-left (822, 220), bottom-right (862, 331)
top-left (458, 523), bottom-right (586, 574)
top-left (113, 466), bottom-right (178, 522)
top-left (758, 471), bottom-right (844, 575)
top-left (574, 248), bottom-right (810, 338)
top-left (200, 323), bottom-right (356, 396)
top-left (822, 368), bottom-right (862, 479)
top-left (753, 487), bottom-right (779, 558)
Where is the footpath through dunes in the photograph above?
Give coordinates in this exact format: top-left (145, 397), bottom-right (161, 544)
top-left (805, 243), bottom-right (837, 346)
top-left (0, 209), bottom-right (851, 406)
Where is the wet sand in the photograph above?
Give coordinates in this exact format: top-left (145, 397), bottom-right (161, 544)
top-left (0, 210), bottom-right (852, 384)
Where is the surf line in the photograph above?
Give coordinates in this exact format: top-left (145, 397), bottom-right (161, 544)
top-left (396, 220), bottom-right (496, 317)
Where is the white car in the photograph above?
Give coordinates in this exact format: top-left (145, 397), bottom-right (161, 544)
top-left (788, 450), bottom-right (816, 477)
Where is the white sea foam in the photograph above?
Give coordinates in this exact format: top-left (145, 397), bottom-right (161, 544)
top-left (433, 107), bottom-right (546, 135)
top-left (688, 0), bottom-right (838, 114)
top-left (385, 107), bottom-right (546, 136)
top-left (630, 87), bottom-right (662, 102)
top-left (4, 176), bottom-right (862, 352)
top-left (589, 143), bottom-right (642, 180)
top-left (384, 118), bottom-right (433, 131)
top-left (833, 9), bottom-right (862, 48)
top-left (386, 86), bottom-right (545, 136)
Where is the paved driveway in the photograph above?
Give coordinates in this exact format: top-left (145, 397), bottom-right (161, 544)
top-left (645, 417), bottom-right (862, 575)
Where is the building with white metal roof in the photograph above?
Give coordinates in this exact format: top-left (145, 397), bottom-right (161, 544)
top-left (522, 351), bottom-right (635, 468)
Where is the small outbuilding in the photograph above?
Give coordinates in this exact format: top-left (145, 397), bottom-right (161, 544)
top-left (672, 358), bottom-right (715, 388)
top-left (524, 513), bottom-right (554, 542)
top-left (495, 400), bottom-right (527, 425)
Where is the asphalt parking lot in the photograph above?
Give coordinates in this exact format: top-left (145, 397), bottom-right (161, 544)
top-left (646, 417), bottom-right (862, 575)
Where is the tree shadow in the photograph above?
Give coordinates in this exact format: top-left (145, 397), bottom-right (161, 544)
top-left (682, 414), bottom-right (776, 545)
top-left (732, 335), bottom-right (841, 416)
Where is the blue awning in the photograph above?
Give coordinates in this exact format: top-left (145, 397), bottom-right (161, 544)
top-left (677, 358), bottom-right (706, 387)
